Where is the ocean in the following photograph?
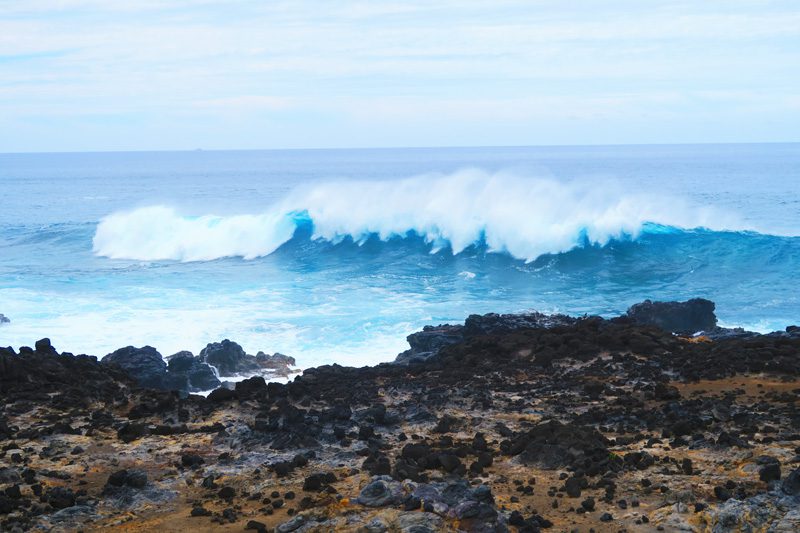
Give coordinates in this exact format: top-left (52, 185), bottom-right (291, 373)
top-left (1, 144), bottom-right (798, 368)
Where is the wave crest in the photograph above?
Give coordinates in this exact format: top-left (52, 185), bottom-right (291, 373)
top-left (92, 170), bottom-right (740, 262)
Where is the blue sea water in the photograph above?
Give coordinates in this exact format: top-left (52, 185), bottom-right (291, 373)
top-left (1, 144), bottom-right (799, 367)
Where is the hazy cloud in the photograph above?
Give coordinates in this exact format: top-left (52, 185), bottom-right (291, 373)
top-left (0, 0), bottom-right (798, 150)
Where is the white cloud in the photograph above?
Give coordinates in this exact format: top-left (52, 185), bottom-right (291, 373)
top-left (0, 0), bottom-right (798, 150)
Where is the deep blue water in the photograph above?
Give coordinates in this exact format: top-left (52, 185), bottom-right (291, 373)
top-left (1, 144), bottom-right (798, 367)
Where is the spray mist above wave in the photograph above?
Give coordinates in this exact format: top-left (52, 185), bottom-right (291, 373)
top-left (92, 170), bottom-right (743, 262)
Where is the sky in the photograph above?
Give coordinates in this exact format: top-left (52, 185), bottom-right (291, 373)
top-left (0, 0), bottom-right (798, 152)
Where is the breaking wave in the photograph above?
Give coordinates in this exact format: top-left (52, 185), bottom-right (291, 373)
top-left (93, 170), bottom-right (755, 262)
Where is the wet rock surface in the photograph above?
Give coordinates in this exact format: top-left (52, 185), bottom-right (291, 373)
top-left (0, 299), bottom-right (798, 531)
top-left (625, 297), bottom-right (717, 334)
top-left (166, 351), bottom-right (221, 392)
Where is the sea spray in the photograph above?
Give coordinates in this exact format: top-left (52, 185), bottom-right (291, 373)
top-left (93, 170), bottom-right (742, 262)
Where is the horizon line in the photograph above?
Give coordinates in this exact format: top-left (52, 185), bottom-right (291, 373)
top-left (1, 140), bottom-right (798, 156)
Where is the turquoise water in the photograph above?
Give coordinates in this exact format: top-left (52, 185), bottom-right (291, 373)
top-left (1, 144), bottom-right (799, 366)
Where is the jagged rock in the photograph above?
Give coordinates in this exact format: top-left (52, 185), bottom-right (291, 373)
top-left (0, 346), bottom-right (127, 403)
top-left (501, 419), bottom-right (612, 473)
top-left (34, 338), bottom-right (57, 355)
top-left (625, 298), bottom-right (717, 334)
top-left (46, 487), bottom-right (76, 509)
top-left (759, 459), bottom-right (781, 483)
top-left (166, 351), bottom-right (220, 392)
top-left (102, 346), bottom-right (178, 390)
top-left (255, 351), bottom-right (296, 375)
top-left (207, 387), bottom-right (238, 402)
top-left (783, 469), bottom-right (800, 495)
top-left (199, 340), bottom-right (260, 376)
top-left (235, 376), bottom-right (267, 397)
top-left (117, 423), bottom-right (149, 443)
top-left (463, 311), bottom-right (577, 336)
top-left (104, 469), bottom-right (147, 490)
top-left (395, 325), bottom-right (465, 364)
top-left (395, 311), bottom-right (577, 364)
top-left (709, 490), bottom-right (800, 532)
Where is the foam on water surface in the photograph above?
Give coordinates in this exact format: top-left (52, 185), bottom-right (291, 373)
top-left (92, 170), bottom-right (760, 263)
top-left (2, 145), bottom-right (799, 367)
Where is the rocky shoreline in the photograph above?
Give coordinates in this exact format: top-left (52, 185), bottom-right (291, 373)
top-left (0, 298), bottom-right (798, 532)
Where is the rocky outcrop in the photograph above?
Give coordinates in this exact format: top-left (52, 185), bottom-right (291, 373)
top-left (0, 299), bottom-right (798, 532)
top-left (464, 310), bottom-right (576, 336)
top-left (0, 314), bottom-right (9, 324)
top-left (102, 347), bottom-right (224, 393)
top-left (395, 324), bottom-right (464, 364)
top-left (625, 297), bottom-right (717, 334)
top-left (395, 311), bottom-right (577, 364)
top-left (396, 298), bottom-right (732, 364)
top-left (255, 351), bottom-right (296, 376)
top-left (0, 339), bottom-right (128, 412)
top-left (199, 340), bottom-right (260, 377)
top-left (707, 476), bottom-right (800, 532)
top-left (166, 351), bottom-right (220, 392)
top-left (102, 343), bottom-right (295, 393)
top-left (196, 341), bottom-right (297, 378)
top-left (102, 346), bottom-right (181, 391)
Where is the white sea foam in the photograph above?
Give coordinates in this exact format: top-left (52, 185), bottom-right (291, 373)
top-left (0, 286), bottom-right (413, 369)
top-left (93, 169), bottom-right (745, 263)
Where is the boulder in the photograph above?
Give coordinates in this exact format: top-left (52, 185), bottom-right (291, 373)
top-left (102, 346), bottom-right (170, 390)
top-left (0, 314), bottom-right (8, 324)
top-left (357, 478), bottom-right (400, 507)
top-left (783, 468), bottom-right (800, 495)
top-left (396, 324), bottom-right (465, 363)
top-left (166, 352), bottom-right (220, 392)
top-left (625, 298), bottom-right (717, 334)
top-left (105, 469), bottom-right (147, 490)
top-left (207, 387), bottom-right (238, 403)
top-left (199, 340), bottom-right (260, 376)
top-left (34, 338), bottom-right (57, 356)
top-left (235, 376), bottom-right (267, 397)
top-left (46, 487), bottom-right (76, 509)
top-left (255, 352), bottom-right (296, 375)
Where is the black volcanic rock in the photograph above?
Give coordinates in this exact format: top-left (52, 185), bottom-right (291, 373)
top-left (208, 387), bottom-right (238, 403)
top-left (395, 325), bottom-right (465, 364)
top-left (34, 338), bottom-right (57, 356)
top-left (395, 311), bottom-right (577, 364)
top-left (165, 351), bottom-right (195, 372)
top-left (102, 346), bottom-right (173, 390)
top-left (199, 340), bottom-right (260, 376)
top-left (235, 376), bottom-right (267, 398)
top-left (105, 469), bottom-right (147, 490)
top-left (45, 486), bottom-right (75, 509)
top-left (1, 298), bottom-right (799, 531)
top-left (0, 346), bottom-right (127, 403)
top-left (463, 311), bottom-right (576, 336)
top-left (166, 351), bottom-right (221, 392)
top-left (501, 419), bottom-right (613, 474)
top-left (625, 298), bottom-right (717, 334)
top-left (783, 469), bottom-right (800, 495)
top-left (255, 351), bottom-right (296, 375)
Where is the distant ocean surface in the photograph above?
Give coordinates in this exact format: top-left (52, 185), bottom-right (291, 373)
top-left (1, 144), bottom-right (799, 367)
